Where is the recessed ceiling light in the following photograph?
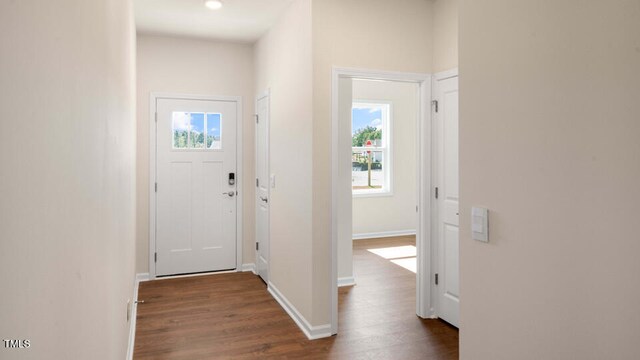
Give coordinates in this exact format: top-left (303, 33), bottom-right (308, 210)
top-left (204, 0), bottom-right (222, 10)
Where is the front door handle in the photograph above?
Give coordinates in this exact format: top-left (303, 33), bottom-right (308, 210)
top-left (223, 192), bottom-right (235, 197)
top-left (260, 196), bottom-right (268, 203)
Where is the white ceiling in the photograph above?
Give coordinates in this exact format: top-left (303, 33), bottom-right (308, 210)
top-left (134, 0), bottom-right (294, 43)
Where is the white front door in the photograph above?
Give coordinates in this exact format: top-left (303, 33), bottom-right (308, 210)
top-left (435, 75), bottom-right (460, 327)
top-left (155, 97), bottom-right (238, 276)
top-left (255, 93), bottom-right (270, 283)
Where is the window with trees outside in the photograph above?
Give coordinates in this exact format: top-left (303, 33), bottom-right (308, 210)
top-left (172, 112), bottom-right (222, 150)
top-left (352, 101), bottom-right (391, 196)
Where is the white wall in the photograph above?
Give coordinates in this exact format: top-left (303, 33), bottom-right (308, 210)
top-left (0, 1), bottom-right (137, 359)
top-left (352, 79), bottom-right (418, 236)
top-left (433, 0), bottom-right (459, 73)
top-left (312, 0), bottom-right (435, 326)
top-left (136, 34), bottom-right (255, 272)
top-left (460, 1), bottom-right (640, 359)
top-left (254, 0), bottom-right (314, 322)
top-left (337, 78), bottom-right (353, 281)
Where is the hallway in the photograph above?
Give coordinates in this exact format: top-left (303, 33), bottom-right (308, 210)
top-left (134, 236), bottom-right (458, 359)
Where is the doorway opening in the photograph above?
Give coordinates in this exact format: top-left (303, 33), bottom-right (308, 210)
top-left (346, 79), bottom-right (421, 331)
top-left (332, 68), bottom-right (460, 334)
top-left (331, 68), bottom-right (433, 335)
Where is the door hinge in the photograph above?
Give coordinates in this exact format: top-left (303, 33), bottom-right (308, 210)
top-left (435, 187), bottom-right (439, 199)
top-left (155, 112), bottom-right (158, 122)
top-left (432, 100), bottom-right (439, 113)
top-left (435, 273), bottom-right (439, 285)
top-left (256, 178), bottom-right (259, 187)
top-left (255, 114), bottom-right (259, 124)
top-left (155, 182), bottom-right (157, 192)
top-left (154, 252), bottom-right (157, 263)
top-left (256, 242), bottom-right (259, 251)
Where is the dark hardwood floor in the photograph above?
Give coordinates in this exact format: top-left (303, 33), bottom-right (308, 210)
top-left (134, 236), bottom-right (458, 359)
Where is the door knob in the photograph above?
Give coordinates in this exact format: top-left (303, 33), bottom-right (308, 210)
top-left (223, 191), bottom-right (235, 197)
top-left (260, 196), bottom-right (268, 203)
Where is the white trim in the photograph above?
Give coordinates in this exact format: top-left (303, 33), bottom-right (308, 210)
top-left (154, 269), bottom-right (239, 281)
top-left (417, 74), bottom-right (434, 319)
top-left (352, 191), bottom-right (394, 198)
top-left (148, 94), bottom-right (156, 279)
top-left (267, 281), bottom-right (332, 340)
top-left (331, 67), bottom-right (434, 335)
top-left (149, 93), bottom-right (243, 279)
top-left (241, 263), bottom-right (256, 274)
top-left (139, 270), bottom-right (245, 282)
top-left (332, 67), bottom-right (431, 82)
top-left (255, 89), bottom-right (271, 283)
top-left (236, 96), bottom-right (244, 281)
top-left (126, 273), bottom-right (147, 360)
top-left (337, 276), bottom-right (356, 287)
top-left (434, 68), bottom-right (459, 81)
top-left (352, 229), bottom-right (416, 240)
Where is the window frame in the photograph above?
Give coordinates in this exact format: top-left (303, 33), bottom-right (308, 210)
top-left (351, 100), bottom-right (393, 197)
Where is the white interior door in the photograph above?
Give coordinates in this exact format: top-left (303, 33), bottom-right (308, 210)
top-left (435, 75), bottom-right (460, 327)
top-left (155, 97), bottom-right (237, 276)
top-left (255, 93), bottom-right (270, 283)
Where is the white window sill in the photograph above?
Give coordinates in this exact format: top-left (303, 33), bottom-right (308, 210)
top-left (352, 191), bottom-right (394, 198)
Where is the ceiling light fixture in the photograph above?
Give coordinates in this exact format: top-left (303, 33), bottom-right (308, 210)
top-left (204, 0), bottom-right (223, 10)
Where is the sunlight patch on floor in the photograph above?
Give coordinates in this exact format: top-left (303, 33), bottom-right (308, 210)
top-left (367, 245), bottom-right (417, 273)
top-left (367, 245), bottom-right (416, 259)
top-left (390, 258), bottom-right (417, 273)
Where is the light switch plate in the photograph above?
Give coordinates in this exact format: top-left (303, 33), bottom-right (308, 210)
top-left (472, 207), bottom-right (489, 242)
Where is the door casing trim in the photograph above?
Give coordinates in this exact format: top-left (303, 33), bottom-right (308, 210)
top-left (331, 67), bottom-right (434, 335)
top-left (254, 89), bottom-right (271, 283)
top-left (148, 92), bottom-right (243, 279)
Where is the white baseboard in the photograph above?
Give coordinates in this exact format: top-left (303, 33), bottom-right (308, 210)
top-left (337, 276), bottom-right (356, 287)
top-left (267, 281), bottom-right (332, 340)
top-left (352, 229), bottom-right (416, 240)
top-left (241, 263), bottom-right (256, 274)
top-left (127, 273), bottom-right (148, 360)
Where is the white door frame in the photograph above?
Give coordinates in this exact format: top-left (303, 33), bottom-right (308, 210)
top-left (255, 89), bottom-right (271, 281)
top-left (331, 67), bottom-right (434, 335)
top-left (148, 92), bottom-right (243, 279)
top-left (432, 68), bottom-right (459, 321)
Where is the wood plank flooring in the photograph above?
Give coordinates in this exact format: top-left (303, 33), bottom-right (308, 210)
top-left (134, 236), bottom-right (458, 359)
